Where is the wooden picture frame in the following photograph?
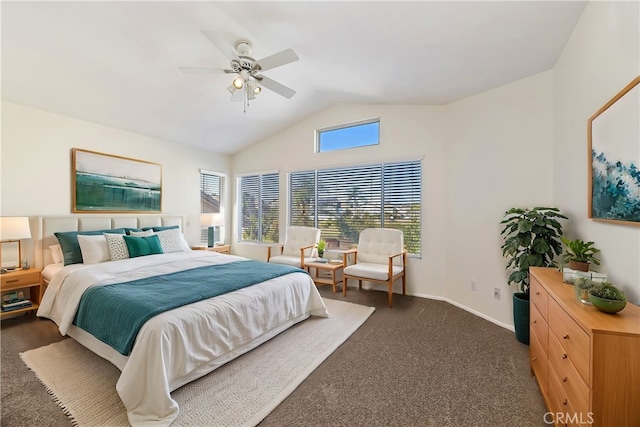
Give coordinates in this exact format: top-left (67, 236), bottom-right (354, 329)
top-left (72, 148), bottom-right (162, 213)
top-left (587, 76), bottom-right (640, 226)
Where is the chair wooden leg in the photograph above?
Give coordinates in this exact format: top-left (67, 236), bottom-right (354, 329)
top-left (402, 274), bottom-right (406, 295)
top-left (358, 280), bottom-right (362, 290)
top-left (343, 277), bottom-right (348, 297)
top-left (388, 281), bottom-right (393, 308)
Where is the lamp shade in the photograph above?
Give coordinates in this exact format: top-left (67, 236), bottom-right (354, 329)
top-left (0, 217), bottom-right (31, 241)
top-left (200, 213), bottom-right (224, 228)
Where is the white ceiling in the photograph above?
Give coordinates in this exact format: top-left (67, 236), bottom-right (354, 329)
top-left (1, 1), bottom-right (586, 155)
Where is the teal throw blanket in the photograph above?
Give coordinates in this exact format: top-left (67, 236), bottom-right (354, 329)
top-left (73, 260), bottom-right (305, 355)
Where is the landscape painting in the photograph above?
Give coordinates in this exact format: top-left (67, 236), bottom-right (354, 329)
top-left (588, 76), bottom-right (640, 226)
top-left (72, 148), bottom-right (162, 213)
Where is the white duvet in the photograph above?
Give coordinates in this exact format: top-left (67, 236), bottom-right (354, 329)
top-left (37, 251), bottom-right (328, 426)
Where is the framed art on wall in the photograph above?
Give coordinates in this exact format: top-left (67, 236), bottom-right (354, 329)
top-left (72, 148), bottom-right (162, 213)
top-left (588, 75), bottom-right (640, 226)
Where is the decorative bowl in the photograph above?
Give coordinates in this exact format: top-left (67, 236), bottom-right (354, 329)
top-left (588, 294), bottom-right (627, 314)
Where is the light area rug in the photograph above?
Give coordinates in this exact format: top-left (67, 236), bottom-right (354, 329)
top-left (20, 298), bottom-right (374, 427)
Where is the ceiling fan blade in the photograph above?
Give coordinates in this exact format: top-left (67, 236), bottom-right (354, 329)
top-left (257, 75), bottom-right (296, 99)
top-left (179, 67), bottom-right (228, 74)
top-left (256, 49), bottom-right (299, 71)
top-left (200, 30), bottom-right (239, 60)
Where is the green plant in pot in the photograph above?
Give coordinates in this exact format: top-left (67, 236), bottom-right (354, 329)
top-left (500, 207), bottom-right (567, 344)
top-left (560, 237), bottom-right (600, 272)
top-left (316, 239), bottom-right (327, 258)
top-left (588, 281), bottom-right (627, 314)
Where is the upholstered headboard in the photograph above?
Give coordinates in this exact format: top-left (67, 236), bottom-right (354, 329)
top-left (36, 215), bottom-right (185, 268)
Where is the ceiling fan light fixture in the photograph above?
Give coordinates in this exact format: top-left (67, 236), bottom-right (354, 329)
top-left (232, 76), bottom-right (244, 89)
top-left (227, 85), bottom-right (237, 95)
top-left (253, 85), bottom-right (262, 95)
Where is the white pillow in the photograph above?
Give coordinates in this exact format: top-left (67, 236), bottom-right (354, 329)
top-left (104, 233), bottom-right (130, 261)
top-left (156, 228), bottom-right (190, 253)
top-left (49, 244), bottom-right (64, 264)
top-left (77, 234), bottom-right (111, 264)
top-left (129, 230), bottom-right (155, 237)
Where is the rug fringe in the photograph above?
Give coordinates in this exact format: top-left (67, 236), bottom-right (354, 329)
top-left (19, 352), bottom-right (80, 427)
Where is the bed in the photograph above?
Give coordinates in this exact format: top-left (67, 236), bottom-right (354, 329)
top-left (35, 215), bottom-right (328, 426)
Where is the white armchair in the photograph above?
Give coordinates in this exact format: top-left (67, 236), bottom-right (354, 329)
top-left (267, 226), bottom-right (321, 268)
top-left (342, 228), bottom-right (407, 308)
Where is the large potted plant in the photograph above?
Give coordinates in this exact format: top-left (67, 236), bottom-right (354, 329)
top-left (500, 207), bottom-right (567, 344)
top-left (560, 237), bottom-right (600, 272)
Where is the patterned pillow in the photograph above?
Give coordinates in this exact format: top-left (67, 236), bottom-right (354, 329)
top-left (104, 233), bottom-right (130, 261)
top-left (156, 228), bottom-right (190, 253)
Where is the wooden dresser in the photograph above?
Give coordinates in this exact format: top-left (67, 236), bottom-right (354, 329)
top-left (529, 267), bottom-right (640, 427)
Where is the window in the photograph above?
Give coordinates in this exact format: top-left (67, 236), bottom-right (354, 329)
top-left (316, 119), bottom-right (380, 152)
top-left (238, 172), bottom-right (279, 243)
top-left (289, 160), bottom-right (421, 255)
top-left (200, 170), bottom-right (224, 243)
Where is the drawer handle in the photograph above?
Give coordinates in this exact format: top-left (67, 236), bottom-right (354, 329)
top-left (563, 334), bottom-right (569, 340)
top-left (6, 279), bottom-right (19, 284)
top-left (562, 354), bottom-right (568, 359)
top-left (532, 357), bottom-right (537, 362)
top-left (563, 399), bottom-right (568, 405)
top-left (533, 320), bottom-right (537, 324)
top-left (535, 291), bottom-right (540, 295)
top-left (563, 377), bottom-right (567, 382)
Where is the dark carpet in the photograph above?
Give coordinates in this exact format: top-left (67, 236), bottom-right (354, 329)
top-left (1, 286), bottom-right (547, 426)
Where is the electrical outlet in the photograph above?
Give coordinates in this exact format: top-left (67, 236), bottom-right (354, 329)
top-left (471, 280), bottom-right (477, 291)
top-left (493, 287), bottom-right (501, 299)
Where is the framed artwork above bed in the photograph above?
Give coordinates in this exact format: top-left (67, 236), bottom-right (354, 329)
top-left (72, 148), bottom-right (162, 213)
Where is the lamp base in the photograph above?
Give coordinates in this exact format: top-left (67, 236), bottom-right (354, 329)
top-left (207, 226), bottom-right (215, 248)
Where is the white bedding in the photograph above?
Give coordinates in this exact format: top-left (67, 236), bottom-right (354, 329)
top-left (37, 251), bottom-right (328, 426)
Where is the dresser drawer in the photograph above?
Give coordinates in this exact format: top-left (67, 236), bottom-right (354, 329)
top-left (530, 330), bottom-right (549, 397)
top-left (1, 271), bottom-right (41, 290)
top-left (549, 298), bottom-right (590, 385)
top-left (549, 368), bottom-right (572, 421)
top-left (531, 275), bottom-right (549, 321)
top-left (549, 332), bottom-right (590, 416)
top-left (531, 301), bottom-right (549, 358)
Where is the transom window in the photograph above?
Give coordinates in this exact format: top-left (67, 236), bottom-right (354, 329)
top-left (316, 119), bottom-right (380, 153)
top-left (289, 160), bottom-right (422, 255)
top-left (238, 172), bottom-right (279, 243)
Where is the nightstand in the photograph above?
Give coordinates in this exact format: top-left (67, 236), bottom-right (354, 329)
top-left (191, 245), bottom-right (231, 255)
top-left (1, 268), bottom-right (42, 319)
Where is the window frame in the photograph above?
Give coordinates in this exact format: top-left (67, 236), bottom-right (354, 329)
top-left (237, 171), bottom-right (280, 243)
top-left (315, 118), bottom-right (380, 153)
top-left (288, 159), bottom-right (422, 257)
top-left (199, 169), bottom-right (225, 244)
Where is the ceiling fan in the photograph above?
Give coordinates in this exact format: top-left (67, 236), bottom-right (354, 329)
top-left (180, 30), bottom-right (299, 105)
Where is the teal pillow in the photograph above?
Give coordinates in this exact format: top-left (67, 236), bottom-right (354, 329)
top-left (55, 228), bottom-right (126, 265)
top-left (141, 225), bottom-right (179, 232)
top-left (123, 235), bottom-right (163, 258)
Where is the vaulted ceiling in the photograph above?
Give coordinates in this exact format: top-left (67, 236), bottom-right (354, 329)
top-left (1, 1), bottom-right (586, 154)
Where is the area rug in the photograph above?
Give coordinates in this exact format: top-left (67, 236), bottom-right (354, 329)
top-left (20, 298), bottom-right (374, 427)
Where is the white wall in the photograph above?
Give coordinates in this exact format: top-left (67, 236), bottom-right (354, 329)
top-left (445, 71), bottom-right (555, 326)
top-left (0, 101), bottom-right (231, 255)
top-left (553, 1), bottom-right (640, 303)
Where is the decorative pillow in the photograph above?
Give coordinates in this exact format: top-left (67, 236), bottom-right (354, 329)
top-left (141, 225), bottom-right (179, 232)
top-left (77, 234), bottom-right (111, 264)
top-left (129, 230), bottom-right (155, 237)
top-left (55, 228), bottom-right (126, 265)
top-left (49, 244), bottom-right (64, 264)
top-left (156, 228), bottom-right (190, 253)
top-left (104, 233), bottom-right (130, 261)
top-left (123, 235), bottom-right (163, 258)
top-left (124, 227), bottom-right (143, 235)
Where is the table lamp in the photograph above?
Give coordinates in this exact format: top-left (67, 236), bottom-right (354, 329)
top-left (200, 213), bottom-right (224, 248)
top-left (0, 217), bottom-right (32, 273)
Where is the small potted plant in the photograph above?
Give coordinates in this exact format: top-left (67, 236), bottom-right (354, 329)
top-left (316, 239), bottom-right (327, 259)
top-left (560, 237), bottom-right (600, 272)
top-left (588, 282), bottom-right (627, 314)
